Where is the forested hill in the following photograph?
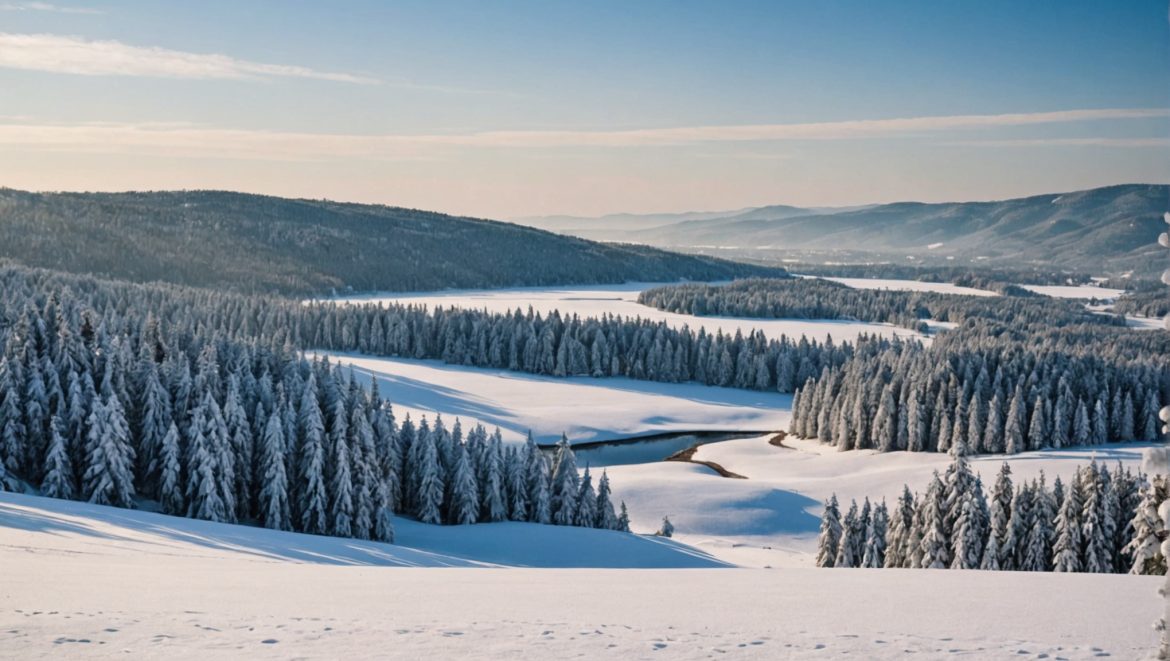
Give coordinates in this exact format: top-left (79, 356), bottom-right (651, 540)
top-left (0, 189), bottom-right (785, 295)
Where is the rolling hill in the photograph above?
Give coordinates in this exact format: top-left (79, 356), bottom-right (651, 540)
top-left (525, 185), bottom-right (1170, 275)
top-left (0, 189), bottom-right (785, 294)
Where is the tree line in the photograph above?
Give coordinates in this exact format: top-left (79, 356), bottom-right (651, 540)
top-left (638, 278), bottom-right (1124, 332)
top-left (817, 447), bottom-right (1162, 574)
top-left (789, 319), bottom-right (1168, 453)
top-left (0, 266), bottom-right (630, 543)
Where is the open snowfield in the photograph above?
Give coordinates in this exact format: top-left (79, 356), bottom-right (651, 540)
top-left (318, 352), bottom-right (791, 445)
top-left (608, 436), bottom-right (1156, 569)
top-left (1022, 284), bottom-right (1126, 300)
top-left (814, 276), bottom-right (998, 297)
top-left (326, 282), bottom-right (926, 343)
top-left (1, 490), bottom-right (1161, 660)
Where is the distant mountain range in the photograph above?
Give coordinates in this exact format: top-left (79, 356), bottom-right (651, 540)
top-left (0, 189), bottom-right (785, 295)
top-left (516, 185), bottom-right (1170, 276)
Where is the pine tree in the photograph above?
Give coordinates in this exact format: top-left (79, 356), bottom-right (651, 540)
top-left (550, 434), bottom-right (579, 526)
top-left (920, 474), bottom-right (950, 569)
top-left (327, 400), bottom-right (354, 538)
top-left (82, 393), bottom-right (136, 508)
top-left (413, 424), bottom-right (444, 525)
top-left (156, 422), bottom-right (183, 515)
top-left (40, 414), bottom-right (74, 500)
top-left (862, 502), bottom-right (888, 568)
top-left (989, 462), bottom-right (1014, 569)
top-left (1124, 478), bottom-right (1167, 575)
top-left (1081, 464), bottom-right (1112, 573)
top-left (1052, 475), bottom-right (1084, 573)
top-left (657, 515), bottom-right (674, 538)
top-left (297, 377), bottom-right (328, 534)
top-left (617, 501), bottom-right (631, 532)
top-left (258, 413), bottom-right (290, 530)
top-left (884, 487), bottom-right (914, 568)
top-left (594, 469), bottom-right (619, 530)
top-left (448, 443), bottom-right (479, 525)
top-left (834, 500), bottom-right (860, 568)
top-left (575, 466), bottom-right (598, 528)
top-left (951, 492), bottom-right (986, 569)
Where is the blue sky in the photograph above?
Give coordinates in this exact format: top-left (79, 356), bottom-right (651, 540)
top-left (0, 0), bottom-right (1166, 217)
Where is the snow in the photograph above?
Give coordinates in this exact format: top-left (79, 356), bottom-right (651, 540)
top-left (0, 490), bottom-right (722, 569)
top-left (324, 283), bottom-right (926, 344)
top-left (1, 490), bottom-right (1160, 660)
top-left (810, 276), bottom-right (999, 297)
top-left (317, 352), bottom-right (791, 445)
top-left (608, 435), bottom-right (1157, 569)
top-left (1021, 284), bottom-right (1126, 300)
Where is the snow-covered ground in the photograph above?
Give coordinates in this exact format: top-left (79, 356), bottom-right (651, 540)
top-left (1022, 284), bottom-right (1126, 300)
top-left (609, 436), bottom-right (1155, 569)
top-left (814, 276), bottom-right (998, 297)
top-left (1, 490), bottom-right (1161, 660)
top-left (319, 352), bottom-right (791, 445)
top-left (326, 283), bottom-right (926, 343)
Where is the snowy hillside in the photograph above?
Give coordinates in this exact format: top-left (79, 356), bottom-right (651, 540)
top-left (607, 436), bottom-right (1155, 568)
top-left (0, 490), bottom-right (723, 569)
top-left (1, 490), bottom-right (1161, 660)
top-left (320, 352), bottom-right (791, 444)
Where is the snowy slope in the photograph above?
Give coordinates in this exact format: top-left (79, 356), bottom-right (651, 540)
top-left (0, 491), bottom-right (725, 569)
top-left (608, 436), bottom-right (1154, 569)
top-left (326, 283), bottom-right (926, 343)
top-left (0, 491), bottom-right (1161, 660)
top-left (318, 352), bottom-right (791, 445)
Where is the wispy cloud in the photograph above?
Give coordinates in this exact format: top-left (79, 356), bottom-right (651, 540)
top-left (944, 137), bottom-right (1170, 148)
top-left (0, 33), bottom-right (378, 83)
top-left (0, 108), bottom-right (1165, 161)
top-left (0, 2), bottom-right (101, 13)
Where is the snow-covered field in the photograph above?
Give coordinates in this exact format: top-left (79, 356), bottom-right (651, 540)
top-left (1022, 284), bottom-right (1126, 300)
top-left (319, 352), bottom-right (791, 445)
top-left (608, 436), bottom-right (1155, 569)
top-left (327, 282), bottom-right (926, 343)
top-left (815, 276), bottom-right (997, 297)
top-left (1, 490), bottom-right (1161, 660)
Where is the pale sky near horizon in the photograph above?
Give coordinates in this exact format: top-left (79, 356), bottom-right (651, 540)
top-left (0, 0), bottom-right (1167, 219)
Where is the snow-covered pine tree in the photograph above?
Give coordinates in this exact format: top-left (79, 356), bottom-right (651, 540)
top-left (1052, 473), bottom-right (1084, 573)
top-left (989, 462), bottom-right (1014, 569)
top-left (920, 474), bottom-right (950, 569)
top-left (258, 412), bottom-right (291, 531)
top-left (448, 442), bottom-right (479, 525)
top-left (575, 466), bottom-right (598, 528)
top-left (156, 422), bottom-right (183, 515)
top-left (1124, 476), bottom-right (1167, 575)
top-left (657, 515), bottom-right (674, 538)
top-left (327, 399), bottom-right (354, 538)
top-left (82, 391), bottom-right (136, 508)
top-left (834, 499), bottom-right (860, 568)
top-left (617, 500), bottom-right (631, 532)
top-left (951, 491), bottom-right (986, 569)
top-left (884, 487), bottom-right (913, 568)
top-left (862, 501), bottom-right (888, 568)
top-left (1082, 463), bottom-right (1112, 573)
top-left (40, 414), bottom-right (74, 500)
top-left (594, 469), bottom-right (619, 530)
top-left (480, 431), bottom-right (507, 522)
top-left (413, 422), bottom-right (445, 525)
top-left (550, 434), bottom-right (579, 526)
top-left (297, 375), bottom-right (328, 534)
